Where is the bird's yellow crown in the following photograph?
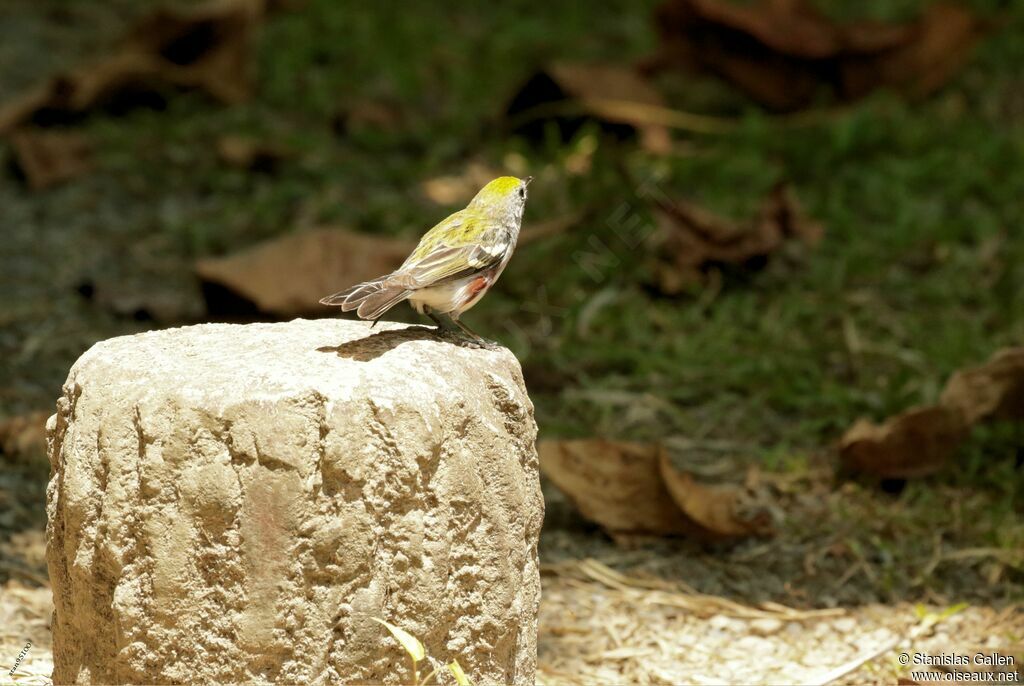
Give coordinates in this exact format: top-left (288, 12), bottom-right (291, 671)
top-left (470, 176), bottom-right (522, 204)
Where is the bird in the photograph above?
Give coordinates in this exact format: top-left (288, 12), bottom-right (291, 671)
top-left (319, 175), bottom-right (532, 343)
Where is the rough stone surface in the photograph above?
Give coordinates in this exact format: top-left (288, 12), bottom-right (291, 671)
top-left (45, 319), bottom-right (542, 685)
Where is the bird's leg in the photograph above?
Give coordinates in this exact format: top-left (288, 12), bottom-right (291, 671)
top-left (449, 315), bottom-right (490, 346)
top-left (451, 317), bottom-right (483, 342)
top-left (425, 307), bottom-right (460, 336)
top-left (425, 307), bottom-right (493, 348)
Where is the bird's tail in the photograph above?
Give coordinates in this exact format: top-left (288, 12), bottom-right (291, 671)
top-left (319, 275), bottom-right (413, 320)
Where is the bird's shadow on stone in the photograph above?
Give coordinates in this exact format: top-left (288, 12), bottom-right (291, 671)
top-left (316, 325), bottom-right (475, 362)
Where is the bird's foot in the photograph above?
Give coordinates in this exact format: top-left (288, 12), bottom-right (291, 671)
top-left (475, 337), bottom-right (503, 351)
top-left (431, 327), bottom-right (502, 350)
top-left (425, 311), bottom-right (499, 349)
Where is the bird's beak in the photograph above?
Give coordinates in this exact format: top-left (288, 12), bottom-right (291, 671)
top-left (523, 176), bottom-right (534, 186)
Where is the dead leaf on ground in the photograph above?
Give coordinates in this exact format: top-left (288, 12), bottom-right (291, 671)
top-left (9, 128), bottom-right (93, 190)
top-left (505, 62), bottom-right (672, 153)
top-left (659, 453), bottom-right (775, 538)
top-left (539, 439), bottom-right (773, 539)
top-left (0, 0), bottom-right (267, 134)
top-left (642, 0), bottom-right (980, 111)
top-left (195, 227), bottom-right (415, 318)
top-left (840, 347), bottom-right (1024, 478)
top-left (841, 4), bottom-right (980, 101)
top-left (216, 134), bottom-right (289, 173)
top-left (840, 406), bottom-right (968, 479)
top-left (651, 182), bottom-right (823, 293)
top-left (539, 440), bottom-right (690, 536)
top-left (0, 411), bottom-right (50, 468)
top-left (940, 347), bottom-right (1024, 424)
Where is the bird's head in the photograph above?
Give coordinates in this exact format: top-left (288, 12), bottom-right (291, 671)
top-left (468, 176), bottom-right (532, 223)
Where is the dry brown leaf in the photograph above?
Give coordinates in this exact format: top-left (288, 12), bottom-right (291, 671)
top-left (216, 134), bottom-right (289, 173)
top-left (651, 182), bottom-right (822, 293)
top-left (538, 440), bottom-right (690, 536)
top-left (0, 411), bottom-right (50, 468)
top-left (195, 227), bottom-right (415, 318)
top-left (122, 0), bottom-right (264, 103)
top-left (540, 439), bottom-right (772, 540)
top-left (644, 0), bottom-right (979, 111)
top-left (839, 406), bottom-right (968, 479)
top-left (841, 4), bottom-right (979, 101)
top-left (688, 0), bottom-right (848, 57)
top-left (659, 453), bottom-right (774, 538)
top-left (940, 347), bottom-right (1024, 424)
top-left (841, 347), bottom-right (1024, 478)
top-left (0, 0), bottom-right (265, 134)
top-left (506, 62), bottom-right (672, 153)
top-left (643, 0), bottom-right (840, 110)
top-left (9, 128), bottom-right (93, 190)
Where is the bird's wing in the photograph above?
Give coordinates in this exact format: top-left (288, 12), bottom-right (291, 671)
top-left (400, 211), bottom-right (509, 286)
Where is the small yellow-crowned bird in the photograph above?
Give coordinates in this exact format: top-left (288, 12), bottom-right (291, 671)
top-left (319, 176), bottom-right (532, 342)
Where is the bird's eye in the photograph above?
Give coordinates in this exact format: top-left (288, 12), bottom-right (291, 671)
top-left (518, 187), bottom-right (526, 199)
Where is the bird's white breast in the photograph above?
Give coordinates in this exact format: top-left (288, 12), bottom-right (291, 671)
top-left (408, 276), bottom-right (478, 314)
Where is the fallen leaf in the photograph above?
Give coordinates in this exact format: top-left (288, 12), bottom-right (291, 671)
top-left (643, 0), bottom-right (979, 111)
top-left (645, 0), bottom-right (860, 110)
top-left (840, 347), bottom-right (1024, 478)
top-left (0, 0), bottom-right (266, 134)
top-left (539, 440), bottom-right (690, 536)
top-left (216, 134), bottom-right (289, 173)
top-left (839, 406), bottom-right (968, 479)
top-left (651, 182), bottom-right (822, 293)
top-left (841, 4), bottom-right (979, 101)
top-left (9, 128), bottom-right (93, 190)
top-left (124, 0), bottom-right (264, 102)
top-left (659, 453), bottom-right (774, 538)
top-left (0, 412), bottom-right (50, 468)
top-left (505, 62), bottom-right (672, 153)
top-left (539, 439), bottom-right (773, 539)
top-left (195, 227), bottom-right (415, 318)
top-left (940, 347), bottom-right (1024, 424)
